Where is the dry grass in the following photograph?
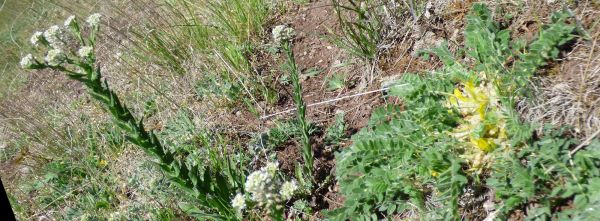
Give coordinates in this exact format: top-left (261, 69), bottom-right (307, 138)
top-left (0, 0), bottom-right (198, 219)
top-left (1, 0), bottom-right (273, 218)
top-left (521, 40), bottom-right (600, 138)
top-left (518, 2), bottom-right (600, 138)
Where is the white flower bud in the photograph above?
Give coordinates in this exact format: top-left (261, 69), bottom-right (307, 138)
top-left (43, 25), bottom-right (63, 48)
top-left (231, 193), bottom-right (246, 212)
top-left (20, 54), bottom-right (36, 69)
top-left (272, 25), bottom-right (295, 43)
top-left (86, 13), bottom-right (102, 27)
top-left (245, 170), bottom-right (269, 192)
top-left (45, 49), bottom-right (66, 66)
top-left (64, 15), bottom-right (76, 27)
top-left (245, 169), bottom-right (272, 205)
top-left (280, 180), bottom-right (298, 201)
top-left (263, 161), bottom-right (279, 176)
top-left (78, 46), bottom-right (94, 58)
top-left (243, 161), bottom-right (293, 207)
top-left (30, 31), bottom-right (44, 47)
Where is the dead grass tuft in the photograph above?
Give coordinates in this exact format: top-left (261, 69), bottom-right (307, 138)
top-left (520, 38), bottom-right (600, 138)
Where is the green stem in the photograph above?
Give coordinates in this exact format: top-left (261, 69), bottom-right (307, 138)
top-left (283, 42), bottom-right (313, 181)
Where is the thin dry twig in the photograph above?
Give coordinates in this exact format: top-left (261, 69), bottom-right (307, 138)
top-left (569, 128), bottom-right (600, 157)
top-left (260, 83), bottom-right (407, 120)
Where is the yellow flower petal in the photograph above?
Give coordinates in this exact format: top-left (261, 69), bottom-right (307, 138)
top-left (454, 88), bottom-right (467, 102)
top-left (470, 137), bottom-right (496, 152)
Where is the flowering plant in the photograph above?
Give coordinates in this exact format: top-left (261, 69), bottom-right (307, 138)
top-left (21, 13), bottom-right (100, 70)
top-left (272, 25), bottom-right (295, 45)
top-left (21, 14), bottom-right (240, 220)
top-left (447, 76), bottom-right (508, 172)
top-left (232, 162), bottom-right (298, 219)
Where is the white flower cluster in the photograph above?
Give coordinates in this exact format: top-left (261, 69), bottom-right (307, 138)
top-left (30, 31), bottom-right (44, 47)
top-left (231, 193), bottom-right (246, 212)
top-left (272, 25), bottom-right (295, 44)
top-left (21, 13), bottom-right (101, 70)
top-left (245, 162), bottom-right (278, 206)
top-left (264, 161), bottom-right (278, 175)
top-left (43, 25), bottom-right (64, 48)
top-left (45, 49), bottom-right (66, 66)
top-left (280, 180), bottom-right (298, 201)
top-left (78, 46), bottom-right (94, 58)
top-left (86, 13), bottom-right (102, 27)
top-left (20, 54), bottom-right (36, 69)
top-left (238, 161), bottom-right (298, 212)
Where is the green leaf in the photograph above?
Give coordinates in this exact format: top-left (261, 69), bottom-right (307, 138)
top-left (302, 67), bottom-right (323, 79)
top-left (326, 73), bottom-right (346, 91)
top-left (178, 202), bottom-right (225, 221)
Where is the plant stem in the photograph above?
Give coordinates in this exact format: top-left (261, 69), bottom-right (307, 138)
top-left (283, 42), bottom-right (313, 181)
top-left (60, 62), bottom-right (236, 219)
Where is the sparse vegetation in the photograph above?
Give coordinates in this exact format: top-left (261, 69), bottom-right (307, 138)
top-left (2, 0), bottom-right (599, 220)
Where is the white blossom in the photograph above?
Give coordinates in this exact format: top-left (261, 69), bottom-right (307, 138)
top-left (264, 161), bottom-right (279, 176)
top-left (43, 25), bottom-right (63, 48)
top-left (86, 13), bottom-right (102, 27)
top-left (78, 46), bottom-right (94, 58)
top-left (30, 31), bottom-right (44, 47)
top-left (231, 193), bottom-right (246, 212)
top-left (45, 49), bottom-right (66, 66)
top-left (20, 54), bottom-right (36, 69)
top-left (245, 170), bottom-right (272, 205)
top-left (272, 25), bottom-right (295, 43)
top-left (243, 161), bottom-right (299, 209)
top-left (64, 15), bottom-right (76, 27)
top-left (280, 180), bottom-right (298, 201)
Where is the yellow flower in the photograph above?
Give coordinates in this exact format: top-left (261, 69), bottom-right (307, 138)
top-left (451, 81), bottom-right (490, 117)
top-left (470, 136), bottom-right (496, 152)
top-left (447, 76), bottom-right (508, 172)
top-left (98, 159), bottom-right (107, 167)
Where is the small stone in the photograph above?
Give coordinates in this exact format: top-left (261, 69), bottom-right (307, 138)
top-left (424, 2), bottom-right (433, 18)
top-left (19, 166), bottom-right (32, 174)
top-left (332, 60), bottom-right (342, 66)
